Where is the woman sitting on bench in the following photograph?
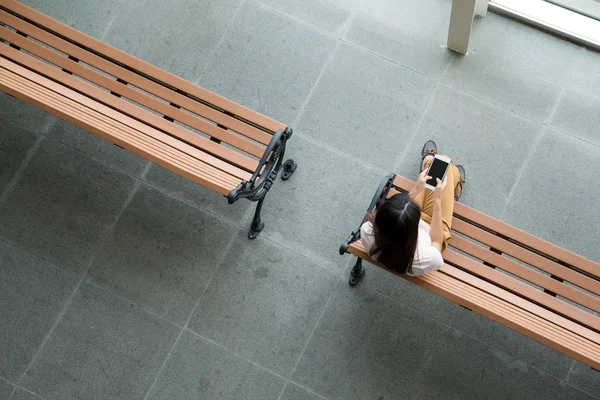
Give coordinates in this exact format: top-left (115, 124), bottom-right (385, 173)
top-left (360, 141), bottom-right (466, 276)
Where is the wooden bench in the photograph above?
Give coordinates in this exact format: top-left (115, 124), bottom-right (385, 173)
top-left (0, 0), bottom-right (297, 238)
top-left (340, 174), bottom-right (600, 371)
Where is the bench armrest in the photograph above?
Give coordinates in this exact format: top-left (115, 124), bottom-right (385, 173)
top-left (339, 173), bottom-right (396, 255)
top-left (227, 127), bottom-right (293, 203)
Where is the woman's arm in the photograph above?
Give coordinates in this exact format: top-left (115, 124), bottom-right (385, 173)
top-left (429, 178), bottom-right (447, 252)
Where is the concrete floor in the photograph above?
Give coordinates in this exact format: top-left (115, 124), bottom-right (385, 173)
top-left (1, 0), bottom-right (599, 399)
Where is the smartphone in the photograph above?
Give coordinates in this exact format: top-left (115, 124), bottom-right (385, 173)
top-left (425, 154), bottom-right (451, 190)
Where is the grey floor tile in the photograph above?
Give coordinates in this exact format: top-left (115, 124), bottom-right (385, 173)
top-left (199, 1), bottom-right (337, 125)
top-left (0, 94), bottom-right (55, 134)
top-left (0, 118), bottom-right (39, 195)
top-left (450, 306), bottom-right (573, 380)
top-left (297, 43), bottom-right (436, 171)
top-left (550, 89), bottom-right (600, 146)
top-left (0, 242), bottom-right (78, 382)
top-left (88, 184), bottom-right (237, 325)
top-left (396, 85), bottom-right (543, 218)
top-left (292, 282), bottom-right (448, 400)
top-left (569, 361), bottom-right (600, 398)
top-left (20, 282), bottom-right (180, 400)
top-left (568, 48), bottom-right (600, 97)
top-left (501, 129), bottom-right (600, 263)
top-left (256, 135), bottom-right (381, 268)
top-left (281, 383), bottom-right (327, 400)
top-left (46, 120), bottom-right (149, 177)
top-left (104, 0), bottom-right (242, 82)
top-left (0, 379), bottom-right (14, 400)
top-left (21, 0), bottom-right (134, 39)
top-left (146, 330), bottom-right (285, 400)
top-left (255, 0), bottom-right (362, 35)
top-left (345, 0), bottom-right (453, 79)
top-left (144, 163), bottom-right (251, 224)
top-left (417, 329), bottom-right (595, 400)
top-left (443, 14), bottom-right (580, 122)
top-left (188, 233), bottom-right (338, 376)
top-left (357, 261), bottom-right (459, 324)
top-left (9, 388), bottom-right (44, 400)
top-left (0, 139), bottom-right (136, 274)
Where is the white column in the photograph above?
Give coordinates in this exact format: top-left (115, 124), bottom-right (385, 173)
top-left (475, 0), bottom-right (489, 17)
top-left (447, 0), bottom-right (477, 54)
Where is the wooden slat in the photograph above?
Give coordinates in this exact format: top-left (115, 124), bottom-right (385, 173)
top-left (0, 65), bottom-right (240, 195)
top-left (0, 56), bottom-right (247, 185)
top-left (438, 265), bottom-right (600, 344)
top-left (0, 25), bottom-right (266, 158)
top-left (448, 236), bottom-right (600, 313)
top-left (0, 1), bottom-right (286, 135)
top-left (348, 240), bottom-right (600, 346)
top-left (442, 249), bottom-right (600, 331)
top-left (393, 174), bottom-right (600, 279)
top-left (0, 66), bottom-right (243, 188)
top-left (420, 271), bottom-right (600, 364)
top-left (0, 43), bottom-right (257, 176)
top-left (0, 10), bottom-right (273, 146)
top-left (452, 219), bottom-right (600, 297)
top-left (348, 242), bottom-right (600, 368)
top-left (424, 271), bottom-right (600, 356)
top-left (0, 61), bottom-right (245, 188)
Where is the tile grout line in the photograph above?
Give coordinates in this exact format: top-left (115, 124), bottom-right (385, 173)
top-left (544, 86), bottom-right (566, 126)
top-left (182, 229), bottom-right (241, 330)
top-left (9, 385), bottom-right (48, 400)
top-left (285, 381), bottom-right (331, 400)
top-left (82, 179), bottom-right (142, 279)
top-left (280, 274), bottom-right (344, 398)
top-left (183, 328), bottom-right (291, 381)
top-left (0, 135), bottom-right (43, 206)
top-left (82, 279), bottom-right (184, 330)
top-left (296, 131), bottom-right (387, 174)
top-left (16, 276), bottom-right (84, 387)
top-left (393, 83), bottom-right (441, 171)
top-left (441, 323), bottom-right (582, 387)
top-left (276, 381), bottom-right (290, 400)
top-left (15, 180), bottom-right (142, 389)
top-left (100, 15), bottom-right (117, 42)
top-left (498, 130), bottom-right (544, 220)
top-left (439, 51), bottom-right (455, 82)
top-left (565, 359), bottom-right (576, 383)
top-left (291, 40), bottom-right (340, 129)
top-left (251, 0), bottom-right (442, 84)
top-left (499, 86), bottom-right (565, 220)
top-left (141, 229), bottom-right (240, 400)
top-left (195, 0), bottom-right (247, 85)
top-left (141, 329), bottom-right (184, 400)
top-left (336, 0), bottom-right (367, 39)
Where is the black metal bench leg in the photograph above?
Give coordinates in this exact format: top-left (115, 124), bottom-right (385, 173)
top-left (248, 196), bottom-right (266, 239)
top-left (281, 159), bottom-right (297, 180)
top-left (349, 258), bottom-right (365, 286)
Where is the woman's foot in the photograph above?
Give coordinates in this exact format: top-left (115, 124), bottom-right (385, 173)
top-left (455, 164), bottom-right (466, 201)
top-left (420, 140), bottom-right (437, 172)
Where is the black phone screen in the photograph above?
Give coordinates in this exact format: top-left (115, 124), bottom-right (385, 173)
top-left (426, 158), bottom-right (450, 187)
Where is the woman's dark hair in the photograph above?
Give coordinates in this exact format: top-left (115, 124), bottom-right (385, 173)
top-left (370, 193), bottom-right (421, 274)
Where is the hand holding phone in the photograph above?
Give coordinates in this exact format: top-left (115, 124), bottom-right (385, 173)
top-left (434, 177), bottom-right (447, 200)
top-left (425, 155), bottom-right (451, 191)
